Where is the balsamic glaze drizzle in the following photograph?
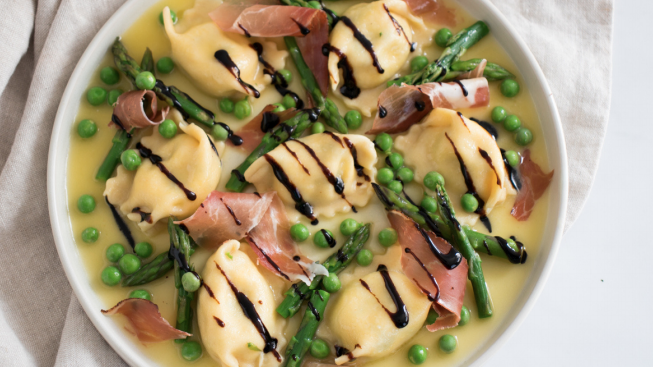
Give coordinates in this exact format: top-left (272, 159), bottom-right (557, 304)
top-left (415, 223), bottom-right (462, 269)
top-left (343, 136), bottom-right (371, 182)
top-left (291, 18), bottom-right (311, 35)
top-left (250, 42), bottom-right (305, 108)
top-left (307, 301), bottom-right (321, 321)
top-left (214, 316), bottom-right (226, 327)
top-left (470, 117), bottom-right (499, 140)
top-left (415, 101), bottom-right (426, 111)
top-left (478, 148), bottom-right (501, 186)
top-left (214, 50), bottom-right (260, 97)
top-left (263, 154), bottom-right (318, 224)
top-left (111, 114), bottom-right (131, 137)
top-left (378, 105), bottom-right (387, 118)
top-left (216, 122), bottom-right (243, 146)
top-left (359, 265), bottom-right (409, 328)
top-left (292, 139), bottom-right (345, 195)
top-left (501, 148), bottom-right (522, 190)
top-left (248, 237), bottom-right (291, 281)
top-left (260, 112), bottom-right (281, 133)
top-left (238, 23), bottom-right (251, 37)
top-left (136, 143), bottom-right (197, 201)
top-left (452, 80), bottom-right (469, 96)
top-left (495, 236), bottom-right (528, 264)
top-left (220, 198), bottom-right (241, 225)
top-left (320, 229), bottom-right (337, 248)
top-left (323, 44), bottom-right (360, 99)
top-left (340, 16), bottom-right (384, 73)
top-left (206, 133), bottom-right (221, 158)
top-left (282, 142), bottom-right (310, 175)
top-left (404, 248), bottom-right (439, 302)
top-left (105, 197), bottom-right (135, 250)
top-left (231, 169), bottom-right (247, 183)
top-left (383, 4), bottom-right (416, 52)
top-left (131, 207), bottom-right (152, 224)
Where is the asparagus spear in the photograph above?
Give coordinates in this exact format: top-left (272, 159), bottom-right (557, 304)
top-left (95, 129), bottom-right (132, 181)
top-left (122, 252), bottom-right (174, 287)
top-left (277, 223), bottom-right (370, 318)
top-left (168, 218), bottom-right (195, 340)
top-left (284, 37), bottom-right (348, 134)
top-left (140, 47), bottom-right (154, 73)
top-left (282, 290), bottom-right (330, 367)
top-left (390, 21), bottom-right (490, 86)
top-left (443, 58), bottom-right (515, 81)
top-left (225, 108), bottom-right (319, 192)
top-left (434, 184), bottom-right (493, 318)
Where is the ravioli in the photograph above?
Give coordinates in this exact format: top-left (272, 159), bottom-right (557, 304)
top-left (104, 110), bottom-right (224, 231)
top-left (395, 108), bottom-right (514, 225)
top-left (198, 240), bottom-right (287, 367)
top-left (327, 268), bottom-right (431, 364)
top-left (244, 133), bottom-right (377, 221)
top-left (327, 0), bottom-right (425, 100)
top-left (162, 6), bottom-right (287, 98)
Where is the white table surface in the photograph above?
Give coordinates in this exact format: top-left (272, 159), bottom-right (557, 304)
top-left (486, 1), bottom-right (651, 365)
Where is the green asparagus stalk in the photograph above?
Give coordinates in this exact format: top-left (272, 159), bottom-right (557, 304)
top-left (277, 223), bottom-right (370, 318)
top-left (281, 290), bottom-right (330, 367)
top-left (434, 184), bottom-right (493, 318)
top-left (442, 58), bottom-right (515, 81)
top-left (95, 128), bottom-right (133, 181)
top-left (140, 47), bottom-right (154, 73)
top-left (390, 21), bottom-right (490, 86)
top-left (225, 109), bottom-right (319, 192)
top-left (122, 252), bottom-right (174, 287)
top-left (284, 37), bottom-right (348, 134)
top-left (168, 218), bottom-right (195, 340)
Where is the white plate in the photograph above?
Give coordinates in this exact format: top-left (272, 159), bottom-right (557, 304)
top-left (47, 0), bottom-right (568, 365)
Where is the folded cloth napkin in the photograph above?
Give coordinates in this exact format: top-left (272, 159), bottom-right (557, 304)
top-left (0, 0), bottom-right (613, 365)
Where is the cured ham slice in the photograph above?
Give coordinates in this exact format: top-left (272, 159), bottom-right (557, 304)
top-left (101, 298), bottom-right (190, 343)
top-left (178, 191), bottom-right (274, 247)
top-left (247, 194), bottom-right (328, 284)
top-left (367, 78), bottom-right (490, 134)
top-left (403, 0), bottom-right (457, 27)
top-left (234, 105), bottom-right (299, 153)
top-left (210, 5), bottom-right (329, 96)
top-left (111, 90), bottom-right (169, 131)
top-left (511, 149), bottom-right (554, 221)
top-left (387, 210), bottom-right (468, 331)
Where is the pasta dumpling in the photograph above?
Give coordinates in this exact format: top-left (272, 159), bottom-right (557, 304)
top-left (244, 133), bottom-right (377, 221)
top-left (104, 110), bottom-right (224, 231)
top-left (163, 6), bottom-right (287, 98)
top-left (395, 108), bottom-right (514, 226)
top-left (198, 240), bottom-right (287, 367)
top-left (327, 268), bottom-right (431, 364)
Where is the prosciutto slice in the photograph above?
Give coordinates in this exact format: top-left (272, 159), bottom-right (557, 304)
top-left (101, 298), bottom-right (190, 343)
top-left (111, 90), bottom-right (169, 131)
top-left (210, 5), bottom-right (329, 96)
top-left (367, 78), bottom-right (490, 134)
top-left (388, 210), bottom-right (468, 331)
top-left (403, 0), bottom-right (457, 26)
top-left (234, 105), bottom-right (299, 153)
top-left (511, 149), bottom-right (554, 221)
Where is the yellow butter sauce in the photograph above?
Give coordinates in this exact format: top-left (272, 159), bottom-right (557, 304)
top-left (66, 0), bottom-right (551, 365)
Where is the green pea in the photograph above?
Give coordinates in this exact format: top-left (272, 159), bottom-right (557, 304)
top-left (211, 124), bottom-right (229, 141)
top-left (86, 87), bottom-right (107, 106)
top-left (504, 150), bottom-right (520, 167)
top-left (107, 89), bottom-right (123, 106)
top-left (434, 28), bottom-right (453, 47)
top-left (339, 218), bottom-right (360, 236)
top-left (458, 306), bottom-right (470, 326)
top-left (119, 254), bottom-right (141, 275)
top-left (106, 243), bottom-right (125, 263)
top-left (423, 171), bottom-right (445, 190)
top-left (282, 94), bottom-right (297, 109)
top-left (159, 9), bottom-right (178, 25)
top-left (129, 289), bottom-right (152, 301)
top-left (491, 106), bottom-right (507, 123)
top-left (397, 167), bottom-right (414, 183)
top-left (100, 67), bottom-right (120, 85)
top-left (345, 110), bottom-right (363, 130)
top-left (158, 119), bottom-right (178, 138)
top-left (156, 57), bottom-right (175, 74)
top-left (410, 55), bottom-right (429, 73)
top-left (272, 103), bottom-right (286, 113)
top-left (234, 98), bottom-right (252, 120)
top-left (81, 227), bottom-right (99, 243)
top-left (503, 115), bottom-right (521, 132)
top-left (181, 341), bottom-right (202, 361)
top-left (515, 127), bottom-right (533, 146)
top-left (135, 71), bottom-right (156, 90)
top-left (439, 334), bottom-right (457, 353)
top-left (219, 98), bottom-right (235, 113)
top-left (313, 229), bottom-right (334, 249)
top-left (460, 193), bottom-right (479, 213)
top-left (77, 195), bottom-right (96, 213)
top-left (182, 272), bottom-right (201, 292)
top-left (408, 344), bottom-right (427, 365)
top-left (101, 266), bottom-right (122, 286)
top-left (310, 339), bottom-right (330, 359)
top-left (356, 249), bottom-right (373, 266)
top-left (378, 228), bottom-right (397, 247)
top-left (387, 152), bottom-right (404, 170)
top-left (388, 180), bottom-right (403, 194)
top-left (374, 133), bottom-right (393, 152)
top-left (311, 122), bottom-right (325, 134)
top-left (121, 150), bottom-right (141, 171)
top-left (420, 196), bottom-right (438, 213)
top-left (278, 69), bottom-right (293, 84)
top-left (290, 223), bottom-right (310, 242)
top-left (500, 79), bottom-right (520, 97)
top-left (307, 1), bottom-right (322, 10)
top-left (376, 167), bottom-right (395, 185)
top-left (426, 308), bottom-right (438, 325)
top-left (77, 119), bottom-right (97, 138)
top-left (134, 242), bottom-right (153, 258)
top-left (322, 272), bottom-right (341, 293)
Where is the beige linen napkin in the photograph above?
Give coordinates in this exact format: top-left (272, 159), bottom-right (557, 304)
top-left (0, 0), bottom-right (612, 365)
